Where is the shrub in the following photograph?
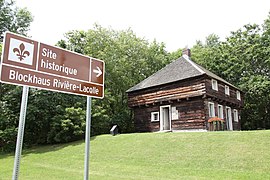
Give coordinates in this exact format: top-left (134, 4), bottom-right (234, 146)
top-left (47, 107), bottom-right (86, 143)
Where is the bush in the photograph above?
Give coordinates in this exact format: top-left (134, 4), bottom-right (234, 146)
top-left (0, 127), bottom-right (17, 153)
top-left (47, 107), bottom-right (86, 143)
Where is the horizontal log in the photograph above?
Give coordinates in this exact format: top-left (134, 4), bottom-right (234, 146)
top-left (129, 83), bottom-right (205, 99)
top-left (129, 90), bottom-right (206, 107)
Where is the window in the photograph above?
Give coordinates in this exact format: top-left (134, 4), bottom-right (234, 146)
top-left (171, 107), bottom-right (179, 120)
top-left (212, 79), bottom-right (218, 91)
top-left (208, 102), bottom-right (215, 117)
top-left (218, 105), bottom-right (224, 119)
top-left (236, 91), bottom-right (241, 100)
top-left (151, 112), bottom-right (159, 122)
top-left (225, 85), bottom-right (230, 95)
top-left (233, 109), bottom-right (239, 122)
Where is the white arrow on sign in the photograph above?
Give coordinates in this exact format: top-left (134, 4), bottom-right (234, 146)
top-left (93, 66), bottom-right (102, 77)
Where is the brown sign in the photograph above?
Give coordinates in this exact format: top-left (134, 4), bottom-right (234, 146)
top-left (0, 32), bottom-right (105, 98)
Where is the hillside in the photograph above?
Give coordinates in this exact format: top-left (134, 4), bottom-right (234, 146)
top-left (1, 130), bottom-right (270, 180)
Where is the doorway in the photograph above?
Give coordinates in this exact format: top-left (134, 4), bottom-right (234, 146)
top-left (226, 106), bottom-right (233, 130)
top-left (160, 105), bottom-right (171, 131)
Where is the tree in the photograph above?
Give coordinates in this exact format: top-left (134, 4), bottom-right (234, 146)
top-left (0, 0), bottom-right (33, 41)
top-left (190, 16), bottom-right (270, 130)
top-left (58, 25), bottom-right (171, 135)
top-left (0, 0), bottom-right (33, 152)
top-left (47, 107), bottom-right (86, 143)
top-left (0, 0), bottom-right (33, 103)
top-left (1, 23), bottom-right (171, 152)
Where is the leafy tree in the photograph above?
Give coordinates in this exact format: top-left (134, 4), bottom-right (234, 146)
top-left (218, 23), bottom-right (270, 129)
top-left (205, 33), bottom-right (220, 47)
top-left (0, 0), bottom-right (33, 41)
top-left (190, 15), bottom-right (270, 130)
top-left (0, 86), bottom-right (22, 152)
top-left (24, 90), bottom-right (85, 145)
top-left (0, 0), bottom-right (34, 152)
top-left (47, 107), bottom-right (86, 143)
top-left (1, 23), bottom-right (171, 152)
top-left (169, 48), bottom-right (183, 61)
top-left (58, 25), bottom-right (171, 135)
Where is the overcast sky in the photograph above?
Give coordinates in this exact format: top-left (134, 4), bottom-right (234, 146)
top-left (16, 0), bottom-right (270, 52)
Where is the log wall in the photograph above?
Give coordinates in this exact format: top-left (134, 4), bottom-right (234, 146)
top-left (128, 75), bottom-right (243, 132)
top-left (133, 106), bottom-right (160, 132)
top-left (204, 77), bottom-right (243, 130)
top-left (205, 78), bottom-right (243, 108)
top-left (128, 76), bottom-right (206, 107)
top-left (204, 98), bottom-right (242, 130)
top-left (133, 97), bottom-right (207, 132)
top-left (171, 98), bottom-right (206, 130)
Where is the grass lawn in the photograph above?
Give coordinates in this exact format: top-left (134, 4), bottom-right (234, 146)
top-left (1, 130), bottom-right (270, 180)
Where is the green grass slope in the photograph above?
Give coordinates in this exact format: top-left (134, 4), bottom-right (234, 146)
top-left (1, 130), bottom-right (270, 180)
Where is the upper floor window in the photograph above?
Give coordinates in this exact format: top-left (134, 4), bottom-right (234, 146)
top-left (225, 85), bottom-right (230, 95)
top-left (208, 102), bottom-right (215, 117)
top-left (212, 79), bottom-right (218, 91)
top-left (236, 91), bottom-right (241, 100)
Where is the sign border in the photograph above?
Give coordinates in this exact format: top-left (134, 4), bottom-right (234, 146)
top-left (0, 31), bottom-right (105, 98)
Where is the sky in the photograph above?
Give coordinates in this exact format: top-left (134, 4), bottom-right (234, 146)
top-left (16, 0), bottom-right (270, 52)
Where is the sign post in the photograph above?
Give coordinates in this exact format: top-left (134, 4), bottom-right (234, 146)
top-left (0, 32), bottom-right (105, 180)
top-left (84, 97), bottom-right (92, 180)
top-left (12, 86), bottom-right (29, 180)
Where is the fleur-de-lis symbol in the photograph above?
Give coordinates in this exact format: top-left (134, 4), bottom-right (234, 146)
top-left (13, 43), bottom-right (30, 61)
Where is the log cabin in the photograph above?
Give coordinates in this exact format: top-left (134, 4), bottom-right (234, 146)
top-left (126, 49), bottom-right (244, 132)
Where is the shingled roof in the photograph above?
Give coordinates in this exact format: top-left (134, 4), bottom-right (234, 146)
top-left (126, 55), bottom-right (238, 93)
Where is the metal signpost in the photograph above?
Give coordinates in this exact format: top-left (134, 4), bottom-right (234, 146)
top-left (0, 32), bottom-right (105, 180)
top-left (12, 86), bottom-right (29, 180)
top-left (84, 96), bottom-right (92, 180)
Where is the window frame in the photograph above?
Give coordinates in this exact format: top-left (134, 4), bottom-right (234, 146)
top-left (212, 79), bottom-right (218, 91)
top-left (218, 104), bottom-right (224, 119)
top-left (236, 91), bottom-right (241, 100)
top-left (151, 112), bottom-right (159, 122)
top-left (233, 109), bottom-right (239, 122)
top-left (225, 85), bottom-right (230, 95)
top-left (208, 102), bottom-right (215, 118)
